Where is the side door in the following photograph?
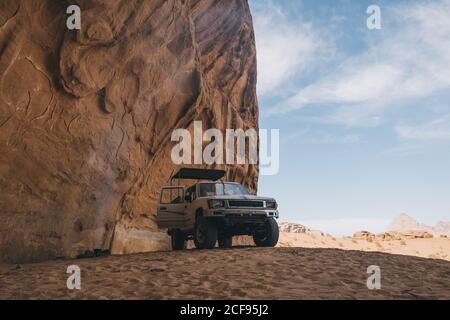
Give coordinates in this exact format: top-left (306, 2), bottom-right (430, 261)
top-left (156, 187), bottom-right (189, 229)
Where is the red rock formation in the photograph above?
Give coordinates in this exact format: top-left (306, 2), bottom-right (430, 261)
top-left (0, 0), bottom-right (258, 263)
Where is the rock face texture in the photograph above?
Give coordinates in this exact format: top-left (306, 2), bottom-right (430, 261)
top-left (0, 0), bottom-right (259, 263)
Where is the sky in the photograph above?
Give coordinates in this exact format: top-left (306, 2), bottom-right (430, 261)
top-left (249, 0), bottom-right (450, 236)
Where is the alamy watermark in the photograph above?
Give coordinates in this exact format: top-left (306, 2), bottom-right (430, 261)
top-left (366, 265), bottom-right (381, 290)
top-left (367, 5), bottom-right (381, 30)
top-left (66, 4), bottom-right (381, 31)
top-left (66, 265), bottom-right (81, 290)
top-left (171, 121), bottom-right (279, 176)
top-left (66, 5), bottom-right (81, 30)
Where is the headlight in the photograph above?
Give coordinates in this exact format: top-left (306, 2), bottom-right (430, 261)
top-left (266, 201), bottom-right (277, 209)
top-left (208, 199), bottom-right (225, 209)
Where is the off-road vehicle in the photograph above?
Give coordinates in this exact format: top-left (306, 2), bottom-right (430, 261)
top-left (156, 168), bottom-right (279, 250)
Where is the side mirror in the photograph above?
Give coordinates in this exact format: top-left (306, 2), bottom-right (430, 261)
top-left (184, 194), bottom-right (192, 202)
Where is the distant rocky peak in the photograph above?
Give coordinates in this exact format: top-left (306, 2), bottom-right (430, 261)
top-left (389, 213), bottom-right (450, 236)
top-left (389, 213), bottom-right (423, 231)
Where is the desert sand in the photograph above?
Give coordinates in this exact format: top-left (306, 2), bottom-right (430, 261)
top-left (0, 245), bottom-right (449, 300)
top-left (278, 232), bottom-right (450, 261)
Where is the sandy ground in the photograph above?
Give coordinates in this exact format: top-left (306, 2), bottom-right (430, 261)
top-left (0, 246), bottom-right (449, 300)
top-left (278, 233), bottom-right (450, 261)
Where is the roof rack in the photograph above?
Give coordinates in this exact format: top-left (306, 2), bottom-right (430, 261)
top-left (170, 168), bottom-right (226, 181)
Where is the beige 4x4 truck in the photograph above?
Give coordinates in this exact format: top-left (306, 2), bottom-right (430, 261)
top-left (156, 168), bottom-right (279, 250)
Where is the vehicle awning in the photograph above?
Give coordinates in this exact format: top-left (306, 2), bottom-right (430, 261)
top-left (171, 168), bottom-right (226, 181)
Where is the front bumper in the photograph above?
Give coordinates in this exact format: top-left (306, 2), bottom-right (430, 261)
top-left (208, 209), bottom-right (279, 219)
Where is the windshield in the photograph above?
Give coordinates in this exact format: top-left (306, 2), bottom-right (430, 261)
top-left (199, 183), bottom-right (250, 197)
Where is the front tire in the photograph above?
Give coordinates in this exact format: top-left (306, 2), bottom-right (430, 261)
top-left (171, 229), bottom-right (187, 251)
top-left (194, 218), bottom-right (218, 249)
top-left (253, 218), bottom-right (279, 247)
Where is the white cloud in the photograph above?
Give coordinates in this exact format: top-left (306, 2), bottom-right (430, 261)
top-left (287, 63), bottom-right (403, 108)
top-left (395, 115), bottom-right (450, 141)
top-left (252, 3), bottom-right (332, 96)
top-left (265, 0), bottom-right (450, 126)
top-left (284, 128), bottom-right (360, 145)
top-left (383, 143), bottom-right (431, 157)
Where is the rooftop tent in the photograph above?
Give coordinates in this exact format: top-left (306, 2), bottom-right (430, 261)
top-left (171, 168), bottom-right (226, 181)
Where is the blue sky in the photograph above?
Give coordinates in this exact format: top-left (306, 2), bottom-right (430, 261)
top-left (249, 0), bottom-right (450, 235)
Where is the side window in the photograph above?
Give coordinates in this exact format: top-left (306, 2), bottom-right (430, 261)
top-left (186, 185), bottom-right (196, 200)
top-left (199, 184), bottom-right (216, 197)
top-left (160, 188), bottom-right (184, 204)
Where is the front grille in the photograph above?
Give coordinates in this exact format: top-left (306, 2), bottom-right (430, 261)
top-left (226, 213), bottom-right (265, 219)
top-left (227, 200), bottom-right (264, 208)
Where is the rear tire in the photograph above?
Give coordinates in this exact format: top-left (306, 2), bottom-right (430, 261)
top-left (171, 229), bottom-right (187, 251)
top-left (253, 218), bottom-right (279, 247)
top-left (218, 235), bottom-right (233, 249)
top-left (194, 218), bottom-right (218, 249)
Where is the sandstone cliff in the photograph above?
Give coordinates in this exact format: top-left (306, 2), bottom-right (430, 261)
top-left (0, 0), bottom-right (259, 263)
